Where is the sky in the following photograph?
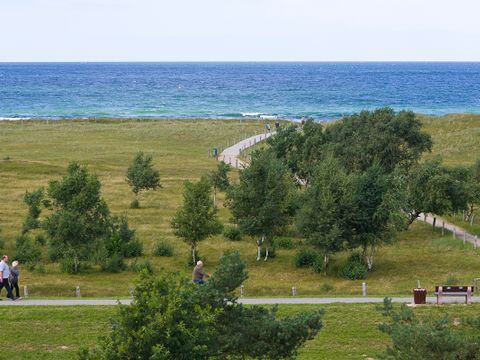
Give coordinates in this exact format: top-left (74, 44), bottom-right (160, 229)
top-left (1, 0), bottom-right (479, 62)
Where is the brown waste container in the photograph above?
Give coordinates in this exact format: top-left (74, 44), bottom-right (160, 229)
top-left (413, 288), bottom-right (427, 304)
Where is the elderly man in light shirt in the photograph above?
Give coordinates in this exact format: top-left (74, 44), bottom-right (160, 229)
top-left (0, 254), bottom-right (15, 300)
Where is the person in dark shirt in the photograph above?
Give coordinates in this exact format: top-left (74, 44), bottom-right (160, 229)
top-left (192, 260), bottom-right (209, 285)
top-left (10, 260), bottom-right (20, 299)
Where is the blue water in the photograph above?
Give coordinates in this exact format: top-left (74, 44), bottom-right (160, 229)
top-left (1, 62), bottom-right (480, 120)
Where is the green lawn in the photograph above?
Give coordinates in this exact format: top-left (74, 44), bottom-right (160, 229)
top-left (0, 116), bottom-right (479, 297)
top-left (2, 303), bottom-right (480, 359)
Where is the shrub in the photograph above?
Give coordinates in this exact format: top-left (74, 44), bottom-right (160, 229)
top-left (130, 199), bottom-right (140, 209)
top-left (130, 260), bottom-right (153, 274)
top-left (445, 274), bottom-right (459, 285)
top-left (223, 226), bottom-right (242, 241)
top-left (320, 283), bottom-right (334, 292)
top-left (153, 240), bottom-right (174, 257)
top-left (123, 239), bottom-right (143, 258)
top-left (101, 254), bottom-right (127, 273)
top-left (339, 252), bottom-right (368, 280)
top-left (312, 257), bottom-right (324, 273)
top-left (59, 257), bottom-right (77, 274)
top-left (294, 249), bottom-right (319, 268)
top-left (3, 155), bottom-right (10, 161)
top-left (275, 237), bottom-right (295, 249)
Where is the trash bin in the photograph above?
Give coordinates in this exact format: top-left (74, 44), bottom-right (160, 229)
top-left (413, 288), bottom-right (427, 304)
top-left (212, 148), bottom-right (218, 157)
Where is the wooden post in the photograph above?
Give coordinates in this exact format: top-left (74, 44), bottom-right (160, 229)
top-left (240, 285), bottom-right (245, 297)
top-left (362, 282), bottom-right (366, 296)
top-left (437, 286), bottom-right (443, 305)
top-left (475, 236), bottom-right (478, 249)
top-left (467, 286), bottom-right (472, 304)
top-left (463, 231), bottom-right (467, 245)
top-left (433, 217), bottom-right (436, 229)
top-left (453, 227), bottom-right (456, 239)
top-left (291, 286), bottom-right (297, 296)
top-left (442, 221), bottom-right (445, 236)
top-left (23, 285), bottom-right (29, 298)
top-left (76, 286), bottom-right (81, 298)
top-left (424, 213), bottom-right (427, 222)
top-left (235, 159), bottom-right (238, 168)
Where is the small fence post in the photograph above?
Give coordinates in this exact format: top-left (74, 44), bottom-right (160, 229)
top-left (23, 285), bottom-right (29, 298)
top-left (240, 285), bottom-right (245, 297)
top-left (463, 231), bottom-right (467, 245)
top-left (453, 227), bottom-right (456, 239)
top-left (442, 221), bottom-right (445, 236)
top-left (362, 282), bottom-right (366, 297)
top-left (291, 286), bottom-right (297, 296)
top-left (76, 286), bottom-right (81, 298)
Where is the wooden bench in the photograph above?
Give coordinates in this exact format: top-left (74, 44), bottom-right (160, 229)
top-left (434, 285), bottom-right (474, 305)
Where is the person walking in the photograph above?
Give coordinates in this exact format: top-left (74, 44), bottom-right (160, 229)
top-left (192, 260), bottom-right (209, 285)
top-left (10, 260), bottom-right (20, 299)
top-left (0, 255), bottom-right (15, 300)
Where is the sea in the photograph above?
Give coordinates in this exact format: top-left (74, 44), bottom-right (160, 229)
top-left (1, 62), bottom-right (480, 121)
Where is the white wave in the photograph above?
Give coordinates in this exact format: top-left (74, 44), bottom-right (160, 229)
top-left (241, 112), bottom-right (263, 117)
top-left (260, 115), bottom-right (278, 120)
top-left (0, 117), bottom-right (31, 121)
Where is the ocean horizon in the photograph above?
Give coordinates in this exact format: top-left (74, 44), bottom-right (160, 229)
top-left (1, 62), bottom-right (480, 120)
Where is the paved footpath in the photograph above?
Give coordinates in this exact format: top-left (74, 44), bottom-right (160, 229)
top-left (1, 296), bottom-right (480, 306)
top-left (420, 213), bottom-right (478, 246)
top-left (218, 132), bottom-right (273, 169)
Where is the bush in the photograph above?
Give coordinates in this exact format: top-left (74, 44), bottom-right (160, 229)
top-left (35, 234), bottom-right (47, 246)
top-left (123, 239), bottom-right (143, 258)
top-left (445, 274), bottom-right (459, 285)
top-left (59, 257), bottom-right (77, 274)
top-left (339, 252), bottom-right (368, 280)
top-left (153, 240), bottom-right (174, 257)
top-left (275, 237), bottom-right (295, 249)
top-left (223, 226), bottom-right (242, 241)
top-left (130, 199), bottom-right (140, 209)
top-left (320, 283), bottom-right (334, 292)
top-left (15, 235), bottom-right (42, 265)
top-left (130, 260), bottom-right (153, 274)
top-left (101, 254), bottom-right (127, 273)
top-left (294, 249), bottom-right (319, 268)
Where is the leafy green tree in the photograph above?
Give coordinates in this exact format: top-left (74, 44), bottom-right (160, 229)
top-left (267, 120), bottom-right (325, 185)
top-left (378, 297), bottom-right (480, 359)
top-left (43, 162), bottom-right (111, 273)
top-left (227, 151), bottom-right (294, 260)
top-left (209, 161), bottom-right (231, 206)
top-left (324, 108), bottom-right (432, 173)
top-left (82, 251), bottom-right (323, 360)
top-left (125, 151), bottom-right (161, 207)
top-left (296, 158), bottom-right (354, 270)
top-left (350, 164), bottom-right (406, 270)
top-left (22, 188), bottom-right (44, 234)
top-left (403, 158), bottom-right (470, 228)
top-left (171, 176), bottom-right (222, 264)
top-left (466, 159), bottom-right (480, 223)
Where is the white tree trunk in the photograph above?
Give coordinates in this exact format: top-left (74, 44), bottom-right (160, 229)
top-left (192, 245), bottom-right (196, 265)
top-left (366, 255), bottom-right (374, 271)
top-left (264, 244), bottom-right (269, 261)
top-left (256, 235), bottom-right (264, 261)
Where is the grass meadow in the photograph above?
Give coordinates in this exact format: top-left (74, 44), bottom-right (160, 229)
top-left (0, 115), bottom-right (479, 298)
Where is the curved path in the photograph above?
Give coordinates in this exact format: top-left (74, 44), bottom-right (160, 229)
top-left (218, 132), bottom-right (274, 168)
top-left (420, 213), bottom-right (478, 246)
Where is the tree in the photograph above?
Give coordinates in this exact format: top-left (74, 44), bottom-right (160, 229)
top-left (403, 158), bottom-right (470, 228)
top-left (209, 161), bottom-right (231, 206)
top-left (171, 175), bottom-right (222, 264)
top-left (350, 164), bottom-right (406, 270)
top-left (378, 297), bottom-right (480, 359)
top-left (82, 251), bottom-right (323, 360)
top-left (324, 108), bottom-right (432, 173)
top-left (466, 159), bottom-right (480, 224)
top-left (296, 158), bottom-right (354, 270)
top-left (22, 188), bottom-right (44, 234)
top-left (43, 162), bottom-right (111, 273)
top-left (125, 151), bottom-right (161, 208)
top-left (227, 151), bottom-right (294, 261)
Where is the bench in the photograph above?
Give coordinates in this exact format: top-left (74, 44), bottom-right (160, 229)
top-left (434, 285), bottom-right (474, 305)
